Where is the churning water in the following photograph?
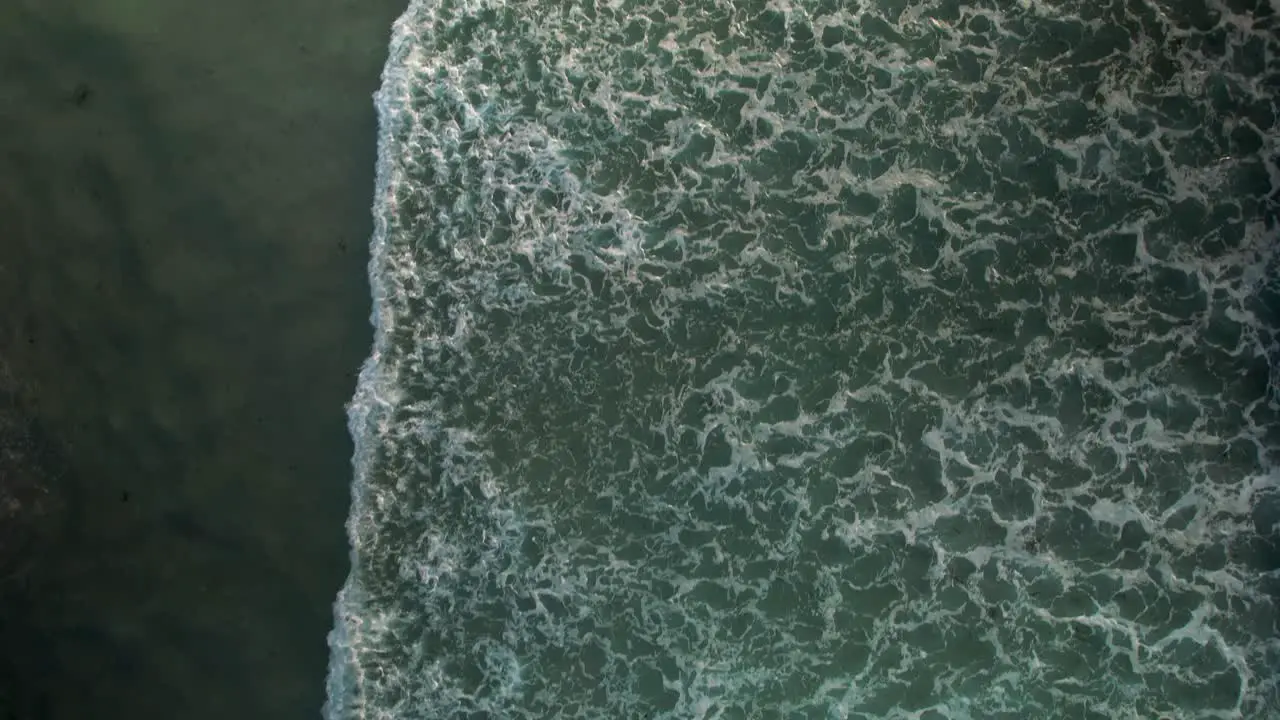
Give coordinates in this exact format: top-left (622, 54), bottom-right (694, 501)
top-left (326, 0), bottom-right (1280, 716)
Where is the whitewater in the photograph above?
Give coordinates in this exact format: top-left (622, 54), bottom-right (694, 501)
top-left (326, 0), bottom-right (1280, 717)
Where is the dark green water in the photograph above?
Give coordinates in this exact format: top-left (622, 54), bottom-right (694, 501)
top-left (330, 0), bottom-right (1280, 717)
top-left (0, 1), bottom-right (406, 718)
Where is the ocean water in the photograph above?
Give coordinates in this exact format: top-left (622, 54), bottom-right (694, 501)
top-left (325, 0), bottom-right (1280, 717)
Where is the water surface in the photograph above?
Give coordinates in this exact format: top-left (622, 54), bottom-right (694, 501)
top-left (331, 0), bottom-right (1280, 716)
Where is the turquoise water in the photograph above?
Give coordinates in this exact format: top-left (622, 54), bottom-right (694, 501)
top-left (327, 0), bottom-right (1280, 717)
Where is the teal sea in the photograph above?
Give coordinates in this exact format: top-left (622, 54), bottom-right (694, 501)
top-left (329, 0), bottom-right (1280, 717)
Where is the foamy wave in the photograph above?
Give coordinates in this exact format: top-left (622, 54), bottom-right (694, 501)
top-left (327, 0), bottom-right (1280, 716)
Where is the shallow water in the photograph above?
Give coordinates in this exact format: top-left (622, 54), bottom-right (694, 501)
top-left (0, 1), bottom-right (406, 717)
top-left (330, 0), bottom-right (1280, 717)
